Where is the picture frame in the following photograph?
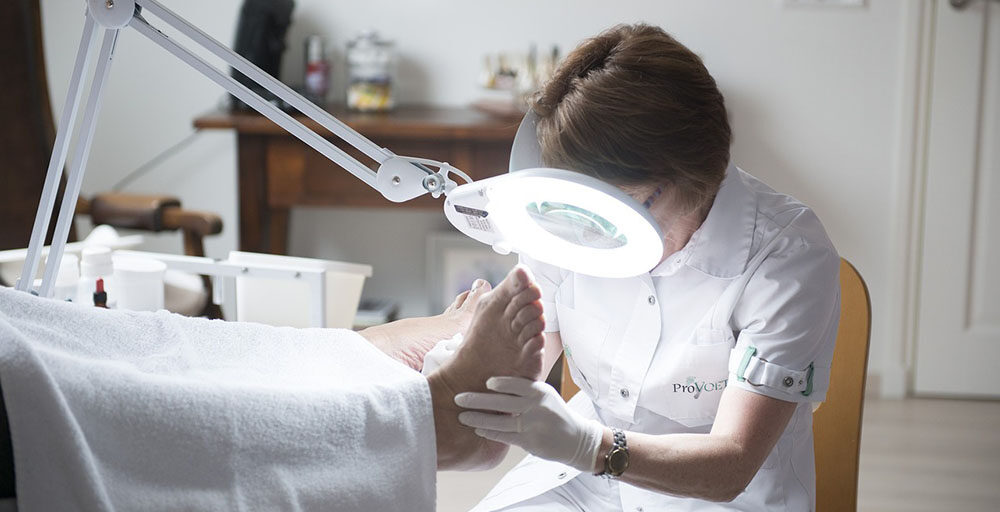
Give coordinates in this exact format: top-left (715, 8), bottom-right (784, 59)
top-left (426, 231), bottom-right (518, 314)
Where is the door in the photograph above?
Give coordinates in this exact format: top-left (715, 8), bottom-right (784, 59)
top-left (914, 0), bottom-right (1000, 397)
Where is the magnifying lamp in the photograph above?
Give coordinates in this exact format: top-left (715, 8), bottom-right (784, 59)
top-left (446, 111), bottom-right (664, 278)
top-left (17, 0), bottom-right (663, 299)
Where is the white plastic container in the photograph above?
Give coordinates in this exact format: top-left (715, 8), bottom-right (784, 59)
top-left (0, 228), bottom-right (143, 288)
top-left (229, 251), bottom-right (372, 328)
top-left (112, 255), bottom-right (167, 312)
top-left (53, 253), bottom-right (80, 302)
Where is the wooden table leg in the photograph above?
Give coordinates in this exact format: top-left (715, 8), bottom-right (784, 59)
top-left (267, 208), bottom-right (289, 255)
top-left (238, 134), bottom-right (291, 254)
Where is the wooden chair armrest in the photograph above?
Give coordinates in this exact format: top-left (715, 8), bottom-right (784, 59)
top-left (161, 208), bottom-right (223, 238)
top-left (84, 193), bottom-right (182, 232)
top-left (80, 193), bottom-right (222, 238)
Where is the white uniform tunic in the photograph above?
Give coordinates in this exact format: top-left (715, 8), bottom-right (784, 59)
top-left (473, 166), bottom-right (841, 512)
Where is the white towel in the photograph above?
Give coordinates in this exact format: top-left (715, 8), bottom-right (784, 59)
top-left (421, 333), bottom-right (464, 376)
top-left (0, 286), bottom-right (436, 511)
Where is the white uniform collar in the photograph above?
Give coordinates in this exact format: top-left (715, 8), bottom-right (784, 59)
top-left (650, 165), bottom-right (756, 278)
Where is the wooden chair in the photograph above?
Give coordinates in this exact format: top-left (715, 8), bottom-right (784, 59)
top-left (560, 257), bottom-right (872, 511)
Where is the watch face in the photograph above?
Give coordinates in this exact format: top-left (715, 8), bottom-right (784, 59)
top-left (608, 448), bottom-right (629, 475)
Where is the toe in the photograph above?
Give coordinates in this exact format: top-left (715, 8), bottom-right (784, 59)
top-left (522, 333), bottom-right (545, 355)
top-left (445, 289), bottom-right (471, 313)
top-left (495, 265), bottom-right (532, 300)
top-left (460, 279), bottom-right (492, 311)
top-left (511, 302), bottom-right (543, 334)
top-left (504, 284), bottom-right (542, 320)
top-left (517, 334), bottom-right (546, 379)
top-left (517, 317), bottom-right (546, 344)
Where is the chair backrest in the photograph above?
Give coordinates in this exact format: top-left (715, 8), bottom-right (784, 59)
top-left (559, 257), bottom-right (872, 511)
top-left (813, 258), bottom-right (871, 512)
top-left (560, 355), bottom-right (580, 402)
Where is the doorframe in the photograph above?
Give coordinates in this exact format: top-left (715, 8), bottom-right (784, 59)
top-left (883, 0), bottom-right (935, 398)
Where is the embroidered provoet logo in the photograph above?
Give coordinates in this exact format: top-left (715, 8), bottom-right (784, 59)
top-left (673, 376), bottom-right (727, 399)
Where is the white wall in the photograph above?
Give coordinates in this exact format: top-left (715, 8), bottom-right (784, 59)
top-left (40, 0), bottom-right (909, 387)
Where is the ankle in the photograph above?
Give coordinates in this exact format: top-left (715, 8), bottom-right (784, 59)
top-left (427, 368), bottom-right (462, 412)
top-left (427, 371), bottom-right (470, 469)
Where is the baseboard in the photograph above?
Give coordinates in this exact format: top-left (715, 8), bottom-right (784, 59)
top-left (865, 372), bottom-right (882, 399)
top-left (878, 364), bottom-right (909, 399)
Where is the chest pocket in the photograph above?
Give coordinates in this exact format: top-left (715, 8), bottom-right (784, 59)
top-left (555, 303), bottom-right (610, 399)
top-left (637, 327), bottom-right (734, 428)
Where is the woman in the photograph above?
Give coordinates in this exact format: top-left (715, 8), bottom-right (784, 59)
top-left (454, 24), bottom-right (840, 511)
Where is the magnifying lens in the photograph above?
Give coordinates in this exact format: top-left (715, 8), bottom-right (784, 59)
top-left (444, 111), bottom-right (664, 278)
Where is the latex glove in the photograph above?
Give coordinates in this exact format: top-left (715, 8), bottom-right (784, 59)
top-left (421, 333), bottom-right (464, 376)
top-left (455, 376), bottom-right (604, 473)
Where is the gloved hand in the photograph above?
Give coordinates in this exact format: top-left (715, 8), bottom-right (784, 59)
top-left (421, 333), bottom-right (464, 376)
top-left (455, 376), bottom-right (605, 473)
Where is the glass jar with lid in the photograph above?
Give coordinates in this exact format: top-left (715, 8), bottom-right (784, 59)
top-left (346, 31), bottom-right (396, 112)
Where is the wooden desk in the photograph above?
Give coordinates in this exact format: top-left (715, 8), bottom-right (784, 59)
top-left (194, 105), bottom-right (520, 254)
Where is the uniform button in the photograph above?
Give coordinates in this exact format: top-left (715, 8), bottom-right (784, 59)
top-left (783, 376), bottom-right (794, 387)
top-left (557, 471), bottom-right (567, 479)
top-left (647, 295), bottom-right (656, 305)
top-left (636, 507), bottom-right (644, 512)
top-left (620, 388), bottom-right (630, 399)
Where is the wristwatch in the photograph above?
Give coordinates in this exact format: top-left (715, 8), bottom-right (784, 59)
top-left (600, 428), bottom-right (629, 478)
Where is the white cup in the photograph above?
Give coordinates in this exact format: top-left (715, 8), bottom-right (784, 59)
top-left (112, 255), bottom-right (166, 311)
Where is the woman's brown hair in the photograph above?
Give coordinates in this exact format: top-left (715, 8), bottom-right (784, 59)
top-left (533, 23), bottom-right (731, 212)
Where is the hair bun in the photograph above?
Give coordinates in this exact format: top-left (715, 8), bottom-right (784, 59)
top-left (533, 30), bottom-right (622, 116)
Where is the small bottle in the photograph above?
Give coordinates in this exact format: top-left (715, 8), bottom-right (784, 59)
top-left (93, 278), bottom-right (108, 309)
top-left (76, 246), bottom-right (114, 307)
top-left (303, 35), bottom-right (329, 103)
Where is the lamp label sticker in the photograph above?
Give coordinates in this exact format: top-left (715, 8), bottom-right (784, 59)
top-left (453, 205), bottom-right (494, 233)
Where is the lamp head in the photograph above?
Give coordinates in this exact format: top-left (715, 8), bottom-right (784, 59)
top-left (443, 111), bottom-right (664, 278)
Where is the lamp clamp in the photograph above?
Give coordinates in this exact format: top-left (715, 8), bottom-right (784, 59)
top-left (375, 156), bottom-right (466, 202)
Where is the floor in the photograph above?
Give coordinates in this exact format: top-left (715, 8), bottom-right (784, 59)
top-left (857, 398), bottom-right (1000, 512)
top-left (436, 398), bottom-right (1000, 511)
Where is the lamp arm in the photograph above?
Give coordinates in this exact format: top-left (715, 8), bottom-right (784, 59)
top-left (135, 0), bottom-right (393, 171)
top-left (133, 0), bottom-right (459, 199)
top-left (18, 0), bottom-right (465, 297)
top-left (130, 12), bottom-right (380, 189)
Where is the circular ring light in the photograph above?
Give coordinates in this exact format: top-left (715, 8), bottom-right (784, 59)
top-left (487, 168), bottom-right (664, 278)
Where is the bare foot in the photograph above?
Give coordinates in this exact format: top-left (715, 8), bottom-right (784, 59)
top-left (358, 280), bottom-right (492, 370)
top-left (427, 266), bottom-right (546, 470)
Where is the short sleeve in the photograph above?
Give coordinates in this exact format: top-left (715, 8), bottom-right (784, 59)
top-left (518, 254), bottom-right (567, 332)
top-left (727, 230), bottom-right (841, 404)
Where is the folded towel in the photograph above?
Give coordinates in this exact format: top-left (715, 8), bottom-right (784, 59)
top-left (0, 286), bottom-right (436, 511)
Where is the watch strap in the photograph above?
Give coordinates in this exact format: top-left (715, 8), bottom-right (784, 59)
top-left (601, 427), bottom-right (629, 478)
